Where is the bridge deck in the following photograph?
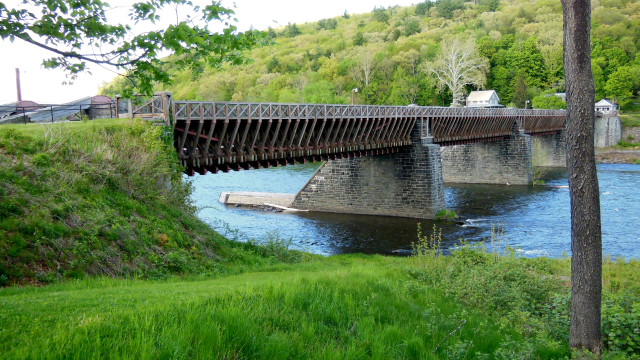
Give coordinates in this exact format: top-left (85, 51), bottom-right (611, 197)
top-left (170, 101), bottom-right (566, 174)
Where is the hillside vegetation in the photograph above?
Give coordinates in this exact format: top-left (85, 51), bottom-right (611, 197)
top-left (100, 0), bottom-right (640, 109)
top-left (0, 120), bottom-right (303, 286)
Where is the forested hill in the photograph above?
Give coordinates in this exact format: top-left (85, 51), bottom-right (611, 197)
top-left (100, 0), bottom-right (640, 109)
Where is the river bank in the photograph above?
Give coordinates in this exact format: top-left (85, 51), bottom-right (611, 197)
top-left (596, 148), bottom-right (640, 164)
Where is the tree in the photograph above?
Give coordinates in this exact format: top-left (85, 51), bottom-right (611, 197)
top-left (284, 22), bottom-right (301, 37)
top-left (352, 47), bottom-right (377, 87)
top-left (415, 1), bottom-right (434, 15)
top-left (342, 10), bottom-right (350, 19)
top-left (266, 56), bottom-right (280, 73)
top-left (353, 32), bottom-right (366, 46)
top-left (437, 0), bottom-right (465, 19)
top-left (0, 0), bottom-right (266, 97)
top-left (403, 17), bottom-right (422, 36)
top-left (423, 37), bottom-right (489, 107)
top-left (512, 75), bottom-right (529, 108)
top-left (531, 93), bottom-right (566, 109)
top-left (605, 66), bottom-right (633, 107)
top-left (562, 0), bottom-right (602, 354)
top-left (372, 7), bottom-right (390, 23)
top-left (267, 27), bottom-right (278, 39)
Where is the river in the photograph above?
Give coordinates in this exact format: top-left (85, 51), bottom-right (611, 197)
top-left (190, 163), bottom-right (640, 259)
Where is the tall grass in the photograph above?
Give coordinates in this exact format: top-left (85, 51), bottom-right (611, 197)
top-left (0, 120), bottom-right (301, 285)
top-left (0, 257), bottom-right (518, 360)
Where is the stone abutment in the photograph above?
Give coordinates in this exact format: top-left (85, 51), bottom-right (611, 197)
top-left (291, 123), bottom-right (445, 219)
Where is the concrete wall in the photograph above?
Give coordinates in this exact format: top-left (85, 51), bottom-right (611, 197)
top-left (440, 130), bottom-right (532, 185)
top-left (531, 131), bottom-right (566, 167)
top-left (291, 124), bottom-right (445, 219)
top-left (595, 116), bottom-right (622, 148)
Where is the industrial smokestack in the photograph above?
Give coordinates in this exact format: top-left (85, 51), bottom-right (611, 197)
top-left (15, 68), bottom-right (22, 102)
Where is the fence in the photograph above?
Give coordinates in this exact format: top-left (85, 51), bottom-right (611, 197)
top-left (0, 103), bottom-right (117, 124)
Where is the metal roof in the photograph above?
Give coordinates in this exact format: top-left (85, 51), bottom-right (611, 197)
top-left (467, 90), bottom-right (499, 102)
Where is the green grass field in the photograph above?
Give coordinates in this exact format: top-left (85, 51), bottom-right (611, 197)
top-left (0, 256), bottom-right (557, 359)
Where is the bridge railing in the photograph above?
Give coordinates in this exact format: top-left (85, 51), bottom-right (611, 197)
top-left (167, 101), bottom-right (566, 173)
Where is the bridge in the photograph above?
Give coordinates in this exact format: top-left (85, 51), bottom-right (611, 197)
top-left (169, 101), bottom-right (565, 174)
top-left (133, 95), bottom-right (567, 219)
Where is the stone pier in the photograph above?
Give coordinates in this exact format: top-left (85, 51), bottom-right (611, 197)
top-left (595, 115), bottom-right (622, 148)
top-left (531, 131), bottom-right (566, 167)
top-left (440, 126), bottom-right (532, 185)
top-left (290, 123), bottom-right (445, 219)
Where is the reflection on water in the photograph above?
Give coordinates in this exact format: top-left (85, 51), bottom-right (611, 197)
top-left (190, 163), bottom-right (640, 259)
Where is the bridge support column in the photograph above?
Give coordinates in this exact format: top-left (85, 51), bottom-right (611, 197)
top-left (291, 126), bottom-right (445, 219)
top-left (441, 129), bottom-right (532, 185)
top-left (531, 131), bottom-right (567, 167)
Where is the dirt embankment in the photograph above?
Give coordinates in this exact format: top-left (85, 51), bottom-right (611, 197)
top-left (596, 148), bottom-right (640, 164)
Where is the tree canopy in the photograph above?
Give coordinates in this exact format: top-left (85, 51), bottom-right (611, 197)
top-left (98, 0), bottom-right (640, 108)
top-left (0, 0), bottom-right (267, 97)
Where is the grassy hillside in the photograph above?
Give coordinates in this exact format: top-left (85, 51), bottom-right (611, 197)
top-left (0, 120), bottom-right (304, 286)
top-left (101, 0), bottom-right (640, 109)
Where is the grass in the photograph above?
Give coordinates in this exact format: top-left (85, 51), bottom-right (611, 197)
top-left (0, 119), bottom-right (305, 286)
top-left (614, 140), bottom-right (640, 150)
top-left (2, 119), bottom-right (640, 359)
top-left (620, 113), bottom-right (640, 129)
top-left (435, 209), bottom-right (457, 220)
top-left (0, 255), bottom-right (556, 359)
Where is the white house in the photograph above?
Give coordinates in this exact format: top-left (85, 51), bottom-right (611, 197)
top-left (466, 90), bottom-right (502, 108)
top-left (595, 99), bottom-right (616, 115)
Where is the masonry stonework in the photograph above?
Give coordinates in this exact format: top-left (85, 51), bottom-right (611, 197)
top-left (290, 125), bottom-right (445, 219)
top-left (440, 129), bottom-right (532, 185)
top-left (595, 115), bottom-right (622, 148)
top-left (531, 131), bottom-right (566, 167)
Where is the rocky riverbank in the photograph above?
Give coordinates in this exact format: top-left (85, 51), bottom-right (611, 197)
top-left (596, 148), bottom-right (640, 164)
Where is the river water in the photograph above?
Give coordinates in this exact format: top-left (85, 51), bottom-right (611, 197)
top-left (190, 163), bottom-right (640, 259)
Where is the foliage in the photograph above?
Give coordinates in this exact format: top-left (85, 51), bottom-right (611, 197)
top-left (284, 22), bottom-right (301, 37)
top-left (353, 32), bottom-right (366, 46)
top-left (0, 0), bottom-right (268, 97)
top-left (98, 0), bottom-right (640, 108)
top-left (436, 0), bottom-right (465, 19)
top-left (372, 6), bottom-right (390, 24)
top-left (317, 18), bottom-right (338, 31)
top-left (0, 120), bottom-right (302, 285)
top-left (409, 233), bottom-right (640, 358)
top-left (435, 209), bottom-right (457, 220)
top-left (423, 37), bottom-right (489, 107)
top-left (415, 1), bottom-right (435, 16)
top-left (512, 75), bottom-right (529, 108)
top-left (532, 93), bottom-right (567, 109)
top-left (605, 67), bottom-right (634, 107)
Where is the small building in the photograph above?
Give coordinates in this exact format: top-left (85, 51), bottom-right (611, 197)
top-left (595, 99), bottom-right (616, 115)
top-left (466, 90), bottom-right (503, 108)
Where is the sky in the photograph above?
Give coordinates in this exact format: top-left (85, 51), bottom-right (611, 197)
top-left (0, 0), bottom-right (420, 104)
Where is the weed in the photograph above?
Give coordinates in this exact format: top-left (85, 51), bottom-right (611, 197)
top-left (435, 209), bottom-right (457, 220)
top-left (412, 223), bottom-right (442, 261)
top-left (615, 141), bottom-right (640, 149)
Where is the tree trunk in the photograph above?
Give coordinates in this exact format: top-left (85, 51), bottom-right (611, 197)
top-left (561, 0), bottom-right (602, 354)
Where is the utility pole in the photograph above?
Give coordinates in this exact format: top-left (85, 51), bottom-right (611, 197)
top-left (15, 68), bottom-right (22, 102)
top-left (352, 88), bottom-right (358, 105)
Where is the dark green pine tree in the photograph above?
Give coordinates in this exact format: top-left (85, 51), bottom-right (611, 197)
top-left (512, 75), bottom-right (529, 108)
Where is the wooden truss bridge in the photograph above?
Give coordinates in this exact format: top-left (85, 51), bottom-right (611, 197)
top-left (167, 100), bottom-right (566, 174)
top-left (122, 93), bottom-right (565, 174)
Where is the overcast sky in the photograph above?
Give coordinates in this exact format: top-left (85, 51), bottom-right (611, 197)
top-left (0, 0), bottom-right (420, 104)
